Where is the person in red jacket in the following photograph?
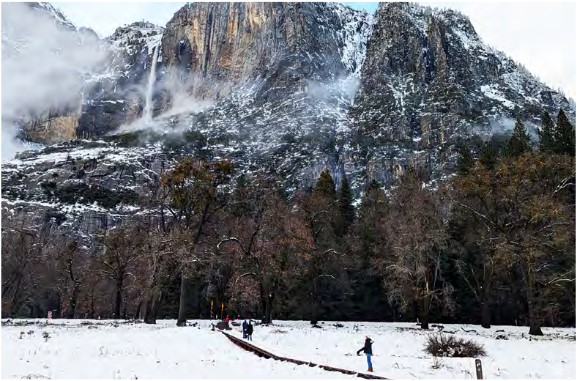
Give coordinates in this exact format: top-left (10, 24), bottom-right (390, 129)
top-left (225, 315), bottom-right (229, 324)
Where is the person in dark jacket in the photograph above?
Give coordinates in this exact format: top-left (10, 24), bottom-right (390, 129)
top-left (247, 320), bottom-right (254, 341)
top-left (242, 320), bottom-right (248, 339)
top-left (356, 336), bottom-right (374, 372)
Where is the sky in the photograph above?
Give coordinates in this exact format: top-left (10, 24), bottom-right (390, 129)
top-left (42, 1), bottom-right (577, 100)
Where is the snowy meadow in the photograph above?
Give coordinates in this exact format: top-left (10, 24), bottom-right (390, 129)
top-left (1, 319), bottom-right (575, 379)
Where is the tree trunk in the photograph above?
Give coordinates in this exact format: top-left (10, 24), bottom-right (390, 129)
top-left (134, 301), bottom-right (142, 320)
top-left (481, 300), bottom-right (491, 329)
top-left (114, 277), bottom-right (123, 319)
top-left (176, 274), bottom-right (187, 326)
top-left (145, 292), bottom-right (162, 324)
top-left (89, 289), bottom-right (95, 319)
top-left (151, 295), bottom-right (161, 322)
top-left (528, 314), bottom-right (543, 335)
top-left (259, 283), bottom-right (266, 321)
top-left (420, 310), bottom-right (429, 329)
top-left (264, 301), bottom-right (272, 324)
top-left (144, 299), bottom-right (154, 324)
top-left (310, 304), bottom-right (318, 325)
top-left (66, 283), bottom-right (79, 319)
top-left (263, 293), bottom-right (274, 324)
top-left (420, 292), bottom-right (430, 330)
top-left (310, 280), bottom-right (318, 325)
top-left (9, 275), bottom-right (24, 317)
top-left (57, 294), bottom-right (62, 318)
top-left (525, 260), bottom-right (543, 336)
top-left (527, 297), bottom-right (543, 335)
top-left (481, 284), bottom-right (491, 328)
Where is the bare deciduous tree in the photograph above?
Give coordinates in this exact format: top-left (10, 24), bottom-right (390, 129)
top-left (382, 171), bottom-right (453, 330)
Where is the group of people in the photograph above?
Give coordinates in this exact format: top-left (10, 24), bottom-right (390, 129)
top-left (223, 315), bottom-right (254, 340)
top-left (225, 315), bottom-right (373, 373)
top-left (242, 319), bottom-right (254, 340)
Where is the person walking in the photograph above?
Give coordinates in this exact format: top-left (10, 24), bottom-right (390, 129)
top-left (247, 320), bottom-right (254, 341)
top-left (242, 319), bottom-right (248, 339)
top-left (356, 336), bottom-right (374, 372)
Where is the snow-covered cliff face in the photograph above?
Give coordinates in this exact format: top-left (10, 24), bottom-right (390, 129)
top-left (1, 2), bottom-right (575, 237)
top-left (75, 22), bottom-right (165, 138)
top-left (2, 2), bottom-right (374, 236)
top-left (353, 3), bottom-right (574, 139)
top-left (347, 2), bottom-right (574, 185)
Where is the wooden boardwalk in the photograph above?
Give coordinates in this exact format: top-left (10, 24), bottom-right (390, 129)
top-left (221, 331), bottom-right (388, 380)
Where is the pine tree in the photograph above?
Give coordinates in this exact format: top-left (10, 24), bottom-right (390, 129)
top-left (555, 109), bottom-right (575, 156)
top-left (337, 176), bottom-right (355, 234)
top-left (506, 118), bottom-right (532, 157)
top-left (479, 143), bottom-right (498, 170)
top-left (358, 180), bottom-right (388, 226)
top-left (457, 145), bottom-right (474, 175)
top-left (368, 179), bottom-right (381, 192)
top-left (345, 179), bottom-right (392, 321)
top-left (538, 111), bottom-right (555, 153)
top-left (356, 181), bottom-right (387, 254)
top-left (314, 168), bottom-right (336, 199)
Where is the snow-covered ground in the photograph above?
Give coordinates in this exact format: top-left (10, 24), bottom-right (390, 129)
top-left (1, 319), bottom-right (353, 379)
top-left (227, 321), bottom-right (575, 379)
top-left (2, 319), bottom-right (575, 379)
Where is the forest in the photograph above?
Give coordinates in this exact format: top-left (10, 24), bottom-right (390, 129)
top-left (2, 109), bottom-right (575, 336)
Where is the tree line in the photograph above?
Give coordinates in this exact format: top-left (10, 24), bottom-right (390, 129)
top-left (2, 109), bottom-right (575, 335)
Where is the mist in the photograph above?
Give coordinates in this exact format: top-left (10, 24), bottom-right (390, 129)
top-left (305, 76), bottom-right (361, 104)
top-left (114, 67), bottom-right (222, 135)
top-left (489, 116), bottom-right (540, 142)
top-left (157, 68), bottom-right (218, 119)
top-left (1, 3), bottom-right (107, 161)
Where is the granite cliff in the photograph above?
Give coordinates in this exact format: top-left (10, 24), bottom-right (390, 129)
top-left (1, 2), bottom-right (574, 238)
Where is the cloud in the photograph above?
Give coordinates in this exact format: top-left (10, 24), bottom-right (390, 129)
top-left (1, 3), bottom-right (107, 160)
top-left (52, 1), bottom-right (186, 38)
top-left (424, 1), bottom-right (576, 100)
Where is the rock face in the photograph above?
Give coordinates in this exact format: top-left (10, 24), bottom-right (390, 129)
top-left (354, 3), bottom-right (573, 137)
top-left (76, 22), bottom-right (165, 138)
top-left (1, 140), bottom-right (168, 238)
top-left (2, 2), bottom-right (576, 240)
top-left (348, 3), bottom-right (574, 183)
top-left (23, 112), bottom-right (80, 143)
top-left (159, 2), bottom-right (365, 98)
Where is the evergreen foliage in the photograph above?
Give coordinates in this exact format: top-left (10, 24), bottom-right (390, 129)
top-left (3, 128), bottom-right (575, 335)
top-left (337, 176), bottom-right (355, 235)
top-left (538, 111), bottom-right (555, 153)
top-left (314, 168), bottom-right (336, 199)
top-left (555, 109), bottom-right (576, 156)
top-left (479, 142), bottom-right (499, 170)
top-left (457, 145), bottom-right (474, 175)
top-left (505, 118), bottom-right (532, 157)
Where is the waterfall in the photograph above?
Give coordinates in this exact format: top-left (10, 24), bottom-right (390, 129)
top-left (143, 45), bottom-right (160, 122)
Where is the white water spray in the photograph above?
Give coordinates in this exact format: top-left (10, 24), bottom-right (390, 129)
top-left (143, 45), bottom-right (160, 122)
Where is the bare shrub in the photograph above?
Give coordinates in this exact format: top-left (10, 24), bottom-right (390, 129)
top-left (424, 333), bottom-right (486, 358)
